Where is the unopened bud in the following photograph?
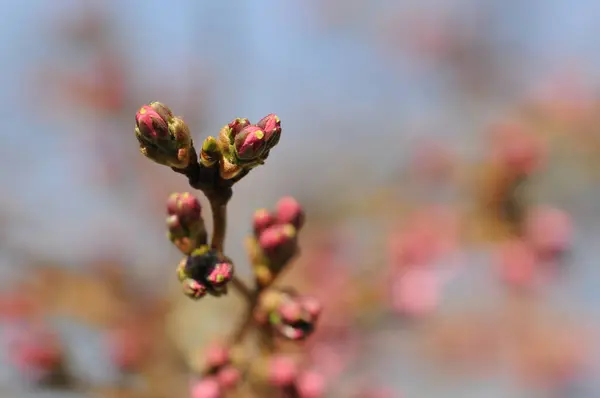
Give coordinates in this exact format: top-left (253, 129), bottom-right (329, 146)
top-left (233, 126), bottom-right (268, 163)
top-left (191, 377), bottom-right (222, 398)
top-left (275, 197), bottom-right (305, 230)
top-left (253, 209), bottom-right (275, 236)
top-left (268, 355), bottom-right (298, 387)
top-left (182, 278), bottom-right (207, 300)
top-left (256, 114), bottom-right (281, 149)
top-left (134, 102), bottom-right (192, 168)
top-left (200, 136), bottom-right (220, 168)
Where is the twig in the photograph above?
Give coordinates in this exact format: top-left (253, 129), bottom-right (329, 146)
top-left (209, 197), bottom-right (228, 253)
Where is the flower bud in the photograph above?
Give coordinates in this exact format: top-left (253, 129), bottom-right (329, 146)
top-left (263, 291), bottom-right (320, 341)
top-left (233, 126), bottom-right (268, 163)
top-left (205, 344), bottom-right (230, 371)
top-left (258, 224), bottom-right (298, 271)
top-left (253, 208), bottom-right (275, 236)
top-left (135, 102), bottom-right (192, 168)
top-left (181, 248), bottom-right (236, 299)
top-left (259, 224), bottom-right (297, 253)
top-left (182, 278), bottom-right (208, 300)
top-left (227, 118), bottom-right (251, 142)
top-left (206, 262), bottom-right (234, 287)
top-left (166, 193), bottom-right (207, 254)
top-left (200, 136), bottom-right (220, 168)
top-left (275, 197), bottom-right (305, 230)
top-left (191, 377), bottom-right (222, 398)
top-left (268, 355), bottom-right (298, 387)
top-left (217, 366), bottom-right (241, 389)
top-left (296, 370), bottom-right (326, 398)
top-left (256, 114), bottom-right (281, 149)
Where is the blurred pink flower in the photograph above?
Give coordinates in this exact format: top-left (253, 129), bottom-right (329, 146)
top-left (296, 370), bottom-right (326, 398)
top-left (524, 206), bottom-right (573, 260)
top-left (488, 122), bottom-right (546, 175)
top-left (5, 325), bottom-right (62, 382)
top-left (191, 377), bottom-right (222, 398)
top-left (390, 266), bottom-right (440, 317)
top-left (268, 355), bottom-right (298, 387)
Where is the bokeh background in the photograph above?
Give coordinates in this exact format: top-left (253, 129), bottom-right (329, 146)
top-left (2, 0), bottom-right (600, 397)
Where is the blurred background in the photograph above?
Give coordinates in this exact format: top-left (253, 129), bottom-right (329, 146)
top-left (2, 0), bottom-right (600, 397)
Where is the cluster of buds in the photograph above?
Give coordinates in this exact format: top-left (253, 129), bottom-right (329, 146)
top-left (255, 289), bottom-right (322, 341)
top-left (250, 355), bottom-right (326, 398)
top-left (135, 102), bottom-right (192, 168)
top-left (177, 246), bottom-right (235, 300)
top-left (4, 324), bottom-right (65, 385)
top-left (246, 197), bottom-right (305, 287)
top-left (199, 114), bottom-right (281, 180)
top-left (166, 192), bottom-right (207, 255)
top-left (191, 344), bottom-right (241, 398)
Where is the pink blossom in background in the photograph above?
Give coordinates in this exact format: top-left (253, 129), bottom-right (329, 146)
top-left (296, 370), bottom-right (326, 398)
top-left (4, 325), bottom-right (62, 382)
top-left (524, 206), bottom-right (573, 261)
top-left (191, 377), bottom-right (222, 398)
top-left (390, 266), bottom-right (440, 317)
top-left (488, 122), bottom-right (547, 175)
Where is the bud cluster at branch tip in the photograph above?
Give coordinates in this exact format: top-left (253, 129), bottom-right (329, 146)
top-left (254, 289), bottom-right (322, 341)
top-left (177, 246), bottom-right (235, 300)
top-left (166, 192), bottom-right (207, 255)
top-left (135, 102), bottom-right (192, 168)
top-left (246, 197), bottom-right (304, 287)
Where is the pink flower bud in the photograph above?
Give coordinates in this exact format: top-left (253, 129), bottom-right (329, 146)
top-left (391, 267), bottom-right (439, 317)
top-left (233, 126), bottom-right (268, 162)
top-left (525, 206), bottom-right (572, 259)
top-left (279, 301), bottom-right (303, 323)
top-left (259, 224), bottom-right (297, 253)
top-left (268, 356), bottom-right (298, 387)
top-left (256, 114), bottom-right (281, 148)
top-left (205, 344), bottom-right (230, 370)
top-left (227, 118), bottom-right (251, 140)
top-left (182, 278), bottom-right (208, 299)
top-left (217, 366), bottom-right (241, 389)
top-left (253, 208), bottom-right (276, 236)
top-left (296, 371), bottom-right (326, 398)
top-left (275, 197), bottom-right (305, 230)
top-left (270, 293), bottom-right (321, 340)
top-left (136, 105), bottom-right (169, 140)
top-left (301, 297), bottom-right (323, 319)
top-left (191, 377), bottom-right (222, 398)
top-left (167, 192), bottom-right (202, 221)
top-left (488, 122), bottom-right (546, 175)
top-left (206, 262), bottom-right (234, 287)
top-left (134, 102), bottom-right (192, 168)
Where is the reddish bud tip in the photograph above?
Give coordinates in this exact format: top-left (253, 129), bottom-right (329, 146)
top-left (234, 126), bottom-right (268, 161)
top-left (253, 208), bottom-right (275, 236)
top-left (256, 114), bottom-right (282, 148)
top-left (275, 197), bottom-right (305, 230)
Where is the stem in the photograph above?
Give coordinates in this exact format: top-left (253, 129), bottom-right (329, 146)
top-left (230, 291), bottom-right (260, 344)
top-left (209, 198), bottom-right (227, 253)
